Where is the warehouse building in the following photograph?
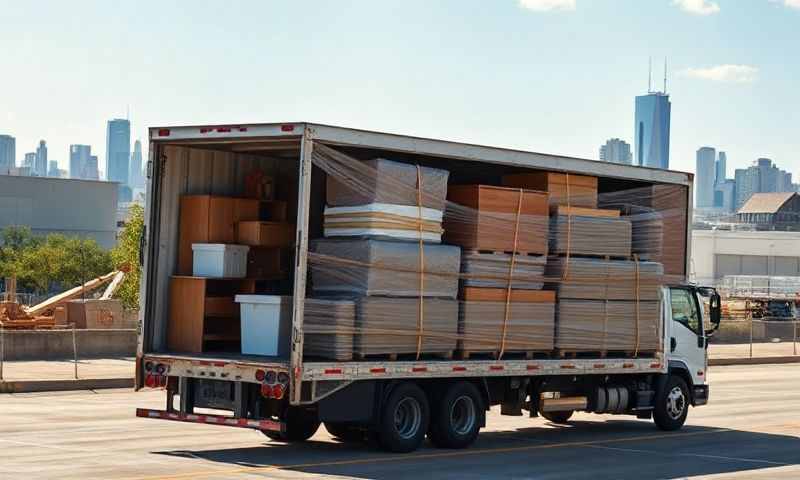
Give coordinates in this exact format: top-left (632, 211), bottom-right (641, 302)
top-left (691, 229), bottom-right (800, 286)
top-left (735, 192), bottom-right (800, 230)
top-left (0, 175), bottom-right (119, 249)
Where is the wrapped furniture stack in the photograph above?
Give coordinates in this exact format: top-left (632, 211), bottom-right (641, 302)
top-left (309, 158), bottom-right (460, 360)
top-left (444, 185), bottom-right (555, 357)
top-left (503, 172), bottom-right (662, 355)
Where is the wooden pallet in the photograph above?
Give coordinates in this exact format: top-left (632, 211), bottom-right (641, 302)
top-left (456, 350), bottom-right (552, 361)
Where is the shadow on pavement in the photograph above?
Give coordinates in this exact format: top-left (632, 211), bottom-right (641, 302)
top-left (154, 420), bottom-right (799, 479)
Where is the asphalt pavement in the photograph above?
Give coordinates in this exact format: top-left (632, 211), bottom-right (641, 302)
top-left (0, 364), bottom-right (797, 479)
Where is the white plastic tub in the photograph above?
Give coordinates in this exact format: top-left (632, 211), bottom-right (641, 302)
top-left (192, 243), bottom-right (250, 278)
top-left (235, 295), bottom-right (292, 356)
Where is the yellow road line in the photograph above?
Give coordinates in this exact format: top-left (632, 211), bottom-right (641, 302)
top-left (126, 428), bottom-right (729, 480)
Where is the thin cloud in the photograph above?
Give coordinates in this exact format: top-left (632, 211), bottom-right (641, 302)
top-left (784, 0), bottom-right (800, 9)
top-left (672, 0), bottom-right (721, 15)
top-left (681, 65), bottom-right (759, 83)
top-left (518, 0), bottom-right (576, 12)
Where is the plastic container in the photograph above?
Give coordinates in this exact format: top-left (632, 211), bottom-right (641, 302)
top-left (235, 295), bottom-right (292, 356)
top-left (191, 243), bottom-right (250, 278)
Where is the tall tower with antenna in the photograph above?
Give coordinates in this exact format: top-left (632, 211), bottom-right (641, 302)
top-left (634, 57), bottom-right (672, 169)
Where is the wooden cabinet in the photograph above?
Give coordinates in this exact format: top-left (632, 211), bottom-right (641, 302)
top-left (178, 196), bottom-right (260, 275)
top-left (167, 276), bottom-right (255, 353)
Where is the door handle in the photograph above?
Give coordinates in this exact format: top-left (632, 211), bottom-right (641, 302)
top-left (670, 337), bottom-right (677, 352)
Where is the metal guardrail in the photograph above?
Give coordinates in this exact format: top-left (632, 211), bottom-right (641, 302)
top-left (0, 326), bottom-right (136, 381)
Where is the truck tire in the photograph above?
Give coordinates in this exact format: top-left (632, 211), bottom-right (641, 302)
top-left (377, 382), bottom-right (430, 453)
top-left (325, 422), bottom-right (364, 442)
top-left (653, 375), bottom-right (689, 431)
top-left (262, 407), bottom-right (320, 442)
top-left (541, 410), bottom-right (574, 424)
top-left (428, 381), bottom-right (483, 449)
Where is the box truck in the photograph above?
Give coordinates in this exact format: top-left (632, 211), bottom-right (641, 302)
top-left (136, 123), bottom-right (721, 452)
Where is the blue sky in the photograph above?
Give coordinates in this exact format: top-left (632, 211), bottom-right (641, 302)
top-left (0, 0), bottom-right (797, 178)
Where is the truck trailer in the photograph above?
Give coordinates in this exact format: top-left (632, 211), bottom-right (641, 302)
top-left (136, 122), bottom-right (721, 453)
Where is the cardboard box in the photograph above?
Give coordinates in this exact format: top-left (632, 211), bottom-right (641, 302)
top-left (444, 185), bottom-right (548, 254)
top-left (66, 299), bottom-right (126, 329)
top-left (178, 195), bottom-right (259, 274)
top-left (502, 172), bottom-right (598, 208)
top-left (236, 221), bottom-right (295, 247)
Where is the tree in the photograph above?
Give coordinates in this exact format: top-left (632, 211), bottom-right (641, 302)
top-left (0, 226), bottom-right (41, 279)
top-left (112, 204), bottom-right (144, 310)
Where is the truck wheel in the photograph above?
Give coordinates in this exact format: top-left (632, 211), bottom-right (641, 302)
top-left (541, 410), bottom-right (574, 424)
top-left (325, 422), bottom-right (364, 442)
top-left (377, 382), bottom-right (429, 453)
top-left (428, 381), bottom-right (483, 449)
top-left (653, 376), bottom-right (689, 431)
top-left (262, 407), bottom-right (320, 442)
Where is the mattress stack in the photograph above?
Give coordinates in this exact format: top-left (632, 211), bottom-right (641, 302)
top-left (308, 158), bottom-right (460, 359)
top-left (547, 257), bottom-right (663, 353)
top-left (324, 158), bottom-right (450, 242)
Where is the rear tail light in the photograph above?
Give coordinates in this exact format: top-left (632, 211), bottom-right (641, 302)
top-left (280, 124), bottom-right (295, 132)
top-left (277, 372), bottom-right (289, 384)
top-left (157, 129), bottom-right (170, 137)
top-left (144, 361), bottom-right (154, 372)
top-left (155, 363), bottom-right (167, 375)
top-left (265, 371), bottom-right (277, 385)
top-left (271, 384), bottom-right (284, 399)
top-left (260, 384), bottom-right (272, 398)
top-left (255, 369), bottom-right (266, 382)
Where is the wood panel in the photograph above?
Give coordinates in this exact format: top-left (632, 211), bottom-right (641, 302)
top-left (502, 172), bottom-right (598, 208)
top-left (551, 205), bottom-right (620, 218)
top-left (461, 287), bottom-right (555, 303)
top-left (167, 277), bottom-right (207, 353)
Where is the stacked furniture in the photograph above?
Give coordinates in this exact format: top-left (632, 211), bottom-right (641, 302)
top-left (168, 193), bottom-right (293, 354)
top-left (502, 172), bottom-right (662, 355)
top-left (310, 159), bottom-right (460, 359)
top-left (444, 184), bottom-right (554, 357)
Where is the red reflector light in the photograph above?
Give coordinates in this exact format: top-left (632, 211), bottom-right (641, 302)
top-left (157, 129), bottom-right (170, 137)
top-left (527, 365), bottom-right (540, 370)
top-left (593, 364), bottom-right (605, 369)
top-left (260, 384), bottom-right (272, 398)
top-left (370, 368), bottom-right (386, 374)
top-left (324, 368), bottom-right (342, 375)
top-left (216, 127), bottom-right (231, 133)
top-left (452, 366), bottom-right (466, 372)
top-left (650, 363), bottom-right (662, 369)
top-left (412, 367), bottom-right (427, 373)
top-left (145, 374), bottom-right (157, 388)
top-left (255, 369), bottom-right (266, 382)
top-left (280, 124), bottom-right (295, 132)
top-left (271, 384), bottom-right (284, 399)
top-left (489, 365), bottom-right (504, 371)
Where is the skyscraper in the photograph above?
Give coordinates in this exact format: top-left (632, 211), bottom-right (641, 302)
top-left (0, 134), bottom-right (14, 175)
top-left (634, 92), bottom-right (671, 169)
top-left (48, 160), bottom-right (60, 177)
top-left (34, 140), bottom-right (48, 177)
top-left (86, 155), bottom-right (99, 180)
top-left (695, 147), bottom-right (716, 208)
top-left (130, 139), bottom-right (145, 188)
top-left (70, 144), bottom-right (92, 179)
top-left (106, 118), bottom-right (131, 187)
top-left (715, 151), bottom-right (726, 184)
top-left (599, 138), bottom-right (632, 165)
top-left (23, 152), bottom-right (35, 168)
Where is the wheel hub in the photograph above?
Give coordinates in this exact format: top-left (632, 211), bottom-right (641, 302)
top-left (394, 397), bottom-right (422, 440)
top-left (449, 395), bottom-right (477, 436)
top-left (666, 386), bottom-right (686, 420)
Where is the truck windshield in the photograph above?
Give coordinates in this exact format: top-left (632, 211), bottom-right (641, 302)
top-left (670, 288), bottom-right (701, 335)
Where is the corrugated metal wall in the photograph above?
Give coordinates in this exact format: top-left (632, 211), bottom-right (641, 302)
top-left (150, 145), bottom-right (299, 351)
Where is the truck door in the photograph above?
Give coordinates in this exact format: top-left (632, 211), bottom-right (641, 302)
top-left (667, 287), bottom-right (707, 385)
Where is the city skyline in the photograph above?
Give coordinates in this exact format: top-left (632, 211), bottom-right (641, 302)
top-left (0, 1), bottom-right (797, 178)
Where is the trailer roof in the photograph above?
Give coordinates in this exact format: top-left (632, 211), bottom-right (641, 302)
top-left (149, 122), bottom-right (693, 186)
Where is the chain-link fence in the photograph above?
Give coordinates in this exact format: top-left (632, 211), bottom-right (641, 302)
top-left (709, 317), bottom-right (798, 359)
top-left (0, 327), bottom-right (136, 381)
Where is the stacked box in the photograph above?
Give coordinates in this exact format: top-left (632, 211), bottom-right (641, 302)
top-left (460, 291), bottom-right (555, 353)
top-left (461, 252), bottom-right (546, 290)
top-left (310, 239), bottom-right (461, 298)
top-left (550, 215), bottom-right (632, 258)
top-left (303, 299), bottom-right (357, 361)
top-left (546, 258), bottom-right (663, 301)
top-left (555, 299), bottom-right (660, 352)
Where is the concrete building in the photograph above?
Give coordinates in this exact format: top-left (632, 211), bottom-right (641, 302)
top-left (0, 134), bottom-right (15, 175)
top-left (86, 155), bottom-right (99, 180)
top-left (715, 151), bottom-right (726, 184)
top-left (34, 140), bottom-right (48, 177)
top-left (47, 160), bottom-right (60, 178)
top-left (714, 179), bottom-right (736, 213)
top-left (0, 175), bottom-right (118, 248)
top-left (106, 118), bottom-right (131, 189)
top-left (634, 92), bottom-right (671, 169)
top-left (69, 144), bottom-right (93, 179)
top-left (599, 138), bottom-right (632, 165)
top-left (695, 147), bottom-right (716, 208)
top-left (130, 139), bottom-right (145, 188)
top-left (733, 158), bottom-right (795, 209)
top-left (691, 229), bottom-right (800, 286)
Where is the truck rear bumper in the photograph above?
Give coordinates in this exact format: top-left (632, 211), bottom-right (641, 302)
top-left (136, 408), bottom-right (283, 432)
top-left (692, 385), bottom-right (709, 406)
